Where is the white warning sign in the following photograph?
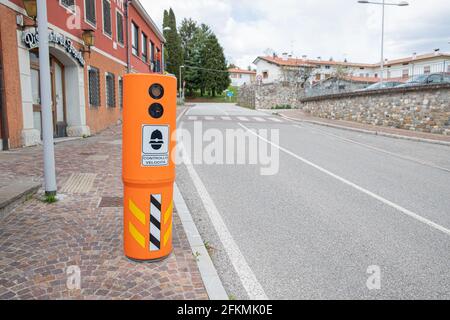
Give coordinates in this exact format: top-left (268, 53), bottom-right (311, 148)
top-left (142, 125), bottom-right (170, 167)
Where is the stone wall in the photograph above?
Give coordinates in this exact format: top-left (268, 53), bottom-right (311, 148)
top-left (238, 82), bottom-right (304, 109)
top-left (301, 84), bottom-right (450, 135)
top-left (237, 84), bottom-right (256, 109)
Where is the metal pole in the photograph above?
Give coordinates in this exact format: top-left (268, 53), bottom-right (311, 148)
top-left (37, 0), bottom-right (57, 196)
top-left (380, 0), bottom-right (385, 84)
top-left (179, 66), bottom-right (182, 97)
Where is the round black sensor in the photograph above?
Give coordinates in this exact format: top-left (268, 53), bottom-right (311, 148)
top-left (149, 83), bottom-right (164, 99)
top-left (148, 103), bottom-right (164, 119)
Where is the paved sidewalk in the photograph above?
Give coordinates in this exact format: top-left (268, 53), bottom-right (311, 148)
top-left (279, 109), bottom-right (450, 144)
top-left (0, 125), bottom-right (208, 300)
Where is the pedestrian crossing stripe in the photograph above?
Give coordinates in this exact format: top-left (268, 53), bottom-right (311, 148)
top-left (237, 117), bottom-right (249, 121)
top-left (253, 117), bottom-right (266, 122)
top-left (268, 118), bottom-right (282, 122)
top-left (150, 194), bottom-right (162, 251)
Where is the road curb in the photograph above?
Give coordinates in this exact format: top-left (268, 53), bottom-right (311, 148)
top-left (173, 183), bottom-right (229, 300)
top-left (280, 114), bottom-right (450, 147)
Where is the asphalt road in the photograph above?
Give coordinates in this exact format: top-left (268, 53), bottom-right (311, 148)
top-left (176, 103), bottom-right (450, 300)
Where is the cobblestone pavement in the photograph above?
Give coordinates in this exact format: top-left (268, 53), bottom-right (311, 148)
top-left (280, 109), bottom-right (450, 143)
top-left (0, 125), bottom-right (208, 300)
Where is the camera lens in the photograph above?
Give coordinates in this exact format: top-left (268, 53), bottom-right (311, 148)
top-left (149, 83), bottom-right (164, 99)
top-left (149, 103), bottom-right (164, 119)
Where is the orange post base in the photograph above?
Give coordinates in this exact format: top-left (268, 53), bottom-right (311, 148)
top-left (123, 182), bottom-right (174, 261)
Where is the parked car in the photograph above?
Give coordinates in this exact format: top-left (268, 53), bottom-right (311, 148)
top-left (361, 81), bottom-right (403, 91)
top-left (397, 73), bottom-right (450, 88)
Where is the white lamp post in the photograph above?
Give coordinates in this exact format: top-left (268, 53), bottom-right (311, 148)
top-left (358, 0), bottom-right (409, 84)
top-left (36, 0), bottom-right (57, 196)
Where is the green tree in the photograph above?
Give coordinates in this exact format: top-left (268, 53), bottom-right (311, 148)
top-left (203, 33), bottom-right (230, 96)
top-left (163, 8), bottom-right (183, 89)
top-left (179, 18), bottom-right (197, 62)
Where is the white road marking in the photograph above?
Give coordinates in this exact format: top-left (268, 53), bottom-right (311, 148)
top-left (178, 122), bottom-right (269, 300)
top-left (221, 116), bottom-right (232, 121)
top-left (253, 117), bottom-right (266, 122)
top-left (240, 123), bottom-right (450, 237)
top-left (294, 124), bottom-right (450, 173)
top-left (205, 116), bottom-right (215, 121)
top-left (188, 116), bottom-right (198, 121)
top-left (237, 116), bottom-right (249, 122)
top-left (268, 118), bottom-right (282, 123)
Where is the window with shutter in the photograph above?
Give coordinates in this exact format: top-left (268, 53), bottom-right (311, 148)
top-left (118, 77), bottom-right (123, 109)
top-left (106, 73), bottom-right (115, 108)
top-left (88, 67), bottom-right (100, 107)
top-left (132, 22), bottom-right (139, 56)
top-left (103, 0), bottom-right (112, 36)
top-left (116, 12), bottom-right (124, 44)
top-left (142, 33), bottom-right (148, 62)
top-left (85, 0), bottom-right (96, 26)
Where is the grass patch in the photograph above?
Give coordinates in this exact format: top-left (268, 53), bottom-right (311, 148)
top-left (42, 194), bottom-right (58, 204)
top-left (185, 86), bottom-right (238, 103)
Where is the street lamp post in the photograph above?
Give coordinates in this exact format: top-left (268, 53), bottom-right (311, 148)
top-left (179, 65), bottom-right (185, 99)
top-left (36, 0), bottom-right (57, 196)
top-left (358, 0), bottom-right (409, 84)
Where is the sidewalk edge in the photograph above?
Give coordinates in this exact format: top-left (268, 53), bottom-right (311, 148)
top-left (280, 114), bottom-right (450, 147)
top-left (173, 183), bottom-right (229, 300)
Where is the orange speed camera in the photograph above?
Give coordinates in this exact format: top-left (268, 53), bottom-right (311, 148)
top-left (122, 74), bottom-right (177, 261)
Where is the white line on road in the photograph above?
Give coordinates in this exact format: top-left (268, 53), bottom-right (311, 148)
top-left (237, 117), bottom-right (249, 122)
top-left (221, 116), bottom-right (232, 121)
top-left (240, 123), bottom-right (450, 237)
top-left (188, 116), bottom-right (198, 121)
top-left (268, 118), bottom-right (282, 123)
top-left (205, 116), bottom-right (215, 121)
top-left (253, 117), bottom-right (266, 122)
top-left (294, 124), bottom-right (450, 173)
top-left (178, 123), bottom-right (269, 300)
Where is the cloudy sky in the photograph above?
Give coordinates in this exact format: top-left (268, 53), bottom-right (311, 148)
top-left (144, 0), bottom-right (450, 69)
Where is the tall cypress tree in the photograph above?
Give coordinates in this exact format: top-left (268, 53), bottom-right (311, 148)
top-left (163, 8), bottom-right (183, 89)
top-left (203, 33), bottom-right (230, 96)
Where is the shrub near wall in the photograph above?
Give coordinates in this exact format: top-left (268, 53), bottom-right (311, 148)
top-left (301, 84), bottom-right (450, 135)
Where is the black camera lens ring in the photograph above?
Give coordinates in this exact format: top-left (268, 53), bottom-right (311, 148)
top-left (149, 83), bottom-right (164, 99)
top-left (148, 103), bottom-right (164, 119)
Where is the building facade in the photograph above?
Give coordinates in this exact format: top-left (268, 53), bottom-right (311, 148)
top-left (253, 52), bottom-right (450, 85)
top-left (0, 0), bottom-right (164, 150)
top-left (228, 68), bottom-right (256, 87)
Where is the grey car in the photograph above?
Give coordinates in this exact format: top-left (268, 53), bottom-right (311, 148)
top-left (397, 73), bottom-right (450, 88)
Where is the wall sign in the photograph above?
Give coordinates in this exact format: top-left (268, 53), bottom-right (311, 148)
top-left (22, 29), bottom-right (85, 67)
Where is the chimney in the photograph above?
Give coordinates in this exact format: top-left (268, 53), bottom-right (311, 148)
top-left (302, 55), bottom-right (307, 61)
top-left (434, 48), bottom-right (440, 56)
top-left (281, 52), bottom-right (289, 61)
top-left (412, 52), bottom-right (417, 60)
top-left (317, 56), bottom-right (322, 61)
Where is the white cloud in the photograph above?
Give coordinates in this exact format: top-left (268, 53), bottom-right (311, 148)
top-left (144, 0), bottom-right (450, 68)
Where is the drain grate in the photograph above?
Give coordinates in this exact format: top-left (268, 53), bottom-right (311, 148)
top-left (99, 196), bottom-right (123, 208)
top-left (61, 173), bottom-right (96, 194)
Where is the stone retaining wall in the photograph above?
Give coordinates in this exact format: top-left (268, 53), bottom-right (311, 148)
top-left (238, 82), bottom-right (304, 109)
top-left (300, 84), bottom-right (450, 135)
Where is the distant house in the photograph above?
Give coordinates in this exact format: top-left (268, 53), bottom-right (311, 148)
top-left (229, 68), bottom-right (256, 87)
top-left (253, 52), bottom-right (450, 84)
